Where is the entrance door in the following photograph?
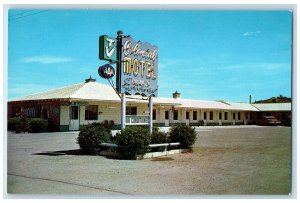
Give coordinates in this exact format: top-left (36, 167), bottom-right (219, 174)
top-left (232, 113), bottom-right (236, 125)
top-left (69, 106), bottom-right (79, 131)
top-left (218, 112), bottom-right (222, 126)
top-left (164, 111), bottom-right (169, 127)
top-left (186, 111), bottom-right (190, 126)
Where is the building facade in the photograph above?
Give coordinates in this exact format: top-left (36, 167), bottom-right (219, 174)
top-left (8, 79), bottom-right (291, 131)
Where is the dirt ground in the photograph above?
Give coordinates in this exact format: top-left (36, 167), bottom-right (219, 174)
top-left (6, 126), bottom-right (291, 196)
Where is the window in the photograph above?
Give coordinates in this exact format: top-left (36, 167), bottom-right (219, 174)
top-left (193, 111), bottom-right (197, 120)
top-left (153, 109), bottom-right (156, 120)
top-left (246, 113), bottom-right (248, 119)
top-left (225, 112), bottom-right (228, 120)
top-left (238, 112), bottom-right (241, 120)
top-left (204, 112), bottom-right (207, 120)
top-left (219, 112), bottom-right (222, 120)
top-left (250, 113), bottom-right (252, 120)
top-left (186, 112), bottom-right (190, 119)
top-left (24, 108), bottom-right (36, 118)
top-left (12, 106), bottom-right (21, 117)
top-left (85, 105), bottom-right (98, 120)
top-left (71, 106), bottom-right (79, 119)
top-left (41, 105), bottom-right (50, 118)
top-left (233, 113), bottom-right (236, 120)
top-left (210, 112), bottom-right (213, 120)
top-left (126, 106), bottom-right (137, 115)
top-left (174, 110), bottom-right (178, 120)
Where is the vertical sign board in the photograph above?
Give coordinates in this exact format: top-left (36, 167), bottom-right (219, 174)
top-left (99, 35), bottom-right (117, 61)
top-left (121, 37), bottom-right (158, 97)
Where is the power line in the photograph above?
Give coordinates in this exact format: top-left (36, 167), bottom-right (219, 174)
top-left (9, 10), bottom-right (50, 22)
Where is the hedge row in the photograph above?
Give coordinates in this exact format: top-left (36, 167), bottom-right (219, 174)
top-left (8, 117), bottom-right (48, 133)
top-left (76, 123), bottom-right (197, 159)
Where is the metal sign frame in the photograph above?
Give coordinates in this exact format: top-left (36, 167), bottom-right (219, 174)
top-left (120, 37), bottom-right (158, 97)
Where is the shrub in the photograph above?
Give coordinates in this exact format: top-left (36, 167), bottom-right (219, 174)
top-left (76, 123), bottom-right (112, 154)
top-left (8, 117), bottom-right (20, 131)
top-left (30, 118), bottom-right (48, 133)
top-left (169, 124), bottom-right (197, 149)
top-left (116, 126), bottom-right (151, 159)
top-left (16, 115), bottom-right (31, 133)
top-left (47, 118), bottom-right (59, 132)
top-left (101, 120), bottom-right (115, 129)
top-left (151, 128), bottom-right (169, 144)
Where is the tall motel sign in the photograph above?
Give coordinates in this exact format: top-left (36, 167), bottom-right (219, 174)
top-left (99, 31), bottom-right (158, 132)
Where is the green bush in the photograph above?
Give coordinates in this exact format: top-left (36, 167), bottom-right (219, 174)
top-left (8, 117), bottom-right (20, 131)
top-left (151, 128), bottom-right (169, 144)
top-left (101, 120), bottom-right (115, 129)
top-left (116, 126), bottom-right (151, 159)
top-left (47, 118), bottom-right (59, 132)
top-left (169, 124), bottom-right (197, 149)
top-left (76, 123), bottom-right (112, 154)
top-left (30, 118), bottom-right (48, 133)
top-left (16, 115), bottom-right (31, 133)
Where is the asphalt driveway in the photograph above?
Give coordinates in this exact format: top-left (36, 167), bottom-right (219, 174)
top-left (6, 126), bottom-right (291, 196)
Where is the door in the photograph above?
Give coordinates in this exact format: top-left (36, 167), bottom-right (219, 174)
top-left (232, 113), bottom-right (236, 125)
top-left (69, 106), bottom-right (79, 131)
top-left (218, 112), bottom-right (222, 126)
top-left (244, 113), bottom-right (248, 125)
top-left (186, 111), bottom-right (190, 126)
top-left (164, 111), bottom-right (169, 127)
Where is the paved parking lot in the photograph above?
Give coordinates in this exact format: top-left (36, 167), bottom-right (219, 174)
top-left (6, 126), bottom-right (291, 196)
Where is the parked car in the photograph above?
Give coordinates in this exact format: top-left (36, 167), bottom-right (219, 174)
top-left (258, 116), bottom-right (282, 126)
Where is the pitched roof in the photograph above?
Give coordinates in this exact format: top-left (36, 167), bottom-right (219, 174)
top-left (10, 81), bottom-right (120, 102)
top-left (171, 98), bottom-right (234, 110)
top-left (10, 81), bottom-right (290, 112)
top-left (10, 83), bottom-right (85, 101)
top-left (252, 103), bottom-right (291, 111)
top-left (227, 102), bottom-right (259, 111)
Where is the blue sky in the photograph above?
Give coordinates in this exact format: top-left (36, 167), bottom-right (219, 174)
top-left (8, 10), bottom-right (292, 102)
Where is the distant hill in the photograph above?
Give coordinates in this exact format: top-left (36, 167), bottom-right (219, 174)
top-left (254, 95), bottom-right (291, 103)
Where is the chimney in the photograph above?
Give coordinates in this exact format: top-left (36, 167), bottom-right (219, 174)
top-left (249, 95), bottom-right (252, 104)
top-left (85, 76), bottom-right (96, 83)
top-left (173, 90), bottom-right (181, 99)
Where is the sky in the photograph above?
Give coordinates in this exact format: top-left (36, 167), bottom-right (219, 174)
top-left (7, 10), bottom-right (292, 102)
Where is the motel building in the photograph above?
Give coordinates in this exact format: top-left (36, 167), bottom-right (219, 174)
top-left (7, 77), bottom-right (291, 132)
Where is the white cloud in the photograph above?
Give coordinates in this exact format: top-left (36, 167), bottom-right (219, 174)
top-left (243, 30), bottom-right (261, 37)
top-left (22, 55), bottom-right (74, 64)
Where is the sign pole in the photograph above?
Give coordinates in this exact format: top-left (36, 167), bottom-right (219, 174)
top-left (116, 30), bottom-right (126, 130)
top-left (116, 30), bottom-right (123, 93)
top-left (121, 93), bottom-right (126, 130)
top-left (149, 96), bottom-right (153, 133)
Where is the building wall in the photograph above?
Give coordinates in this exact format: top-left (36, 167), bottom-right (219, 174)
top-left (8, 100), bottom-right (61, 131)
top-left (9, 99), bottom-right (290, 132)
top-left (8, 100), bottom-right (252, 131)
top-left (60, 105), bottom-right (69, 125)
top-left (152, 108), bottom-right (252, 127)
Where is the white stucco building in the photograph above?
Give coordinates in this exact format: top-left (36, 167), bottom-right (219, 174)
top-left (8, 78), bottom-right (291, 131)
